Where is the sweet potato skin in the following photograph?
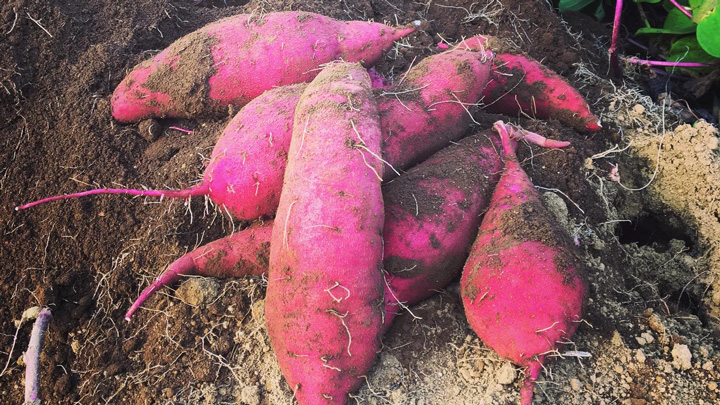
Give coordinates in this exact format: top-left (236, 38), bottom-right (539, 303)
top-left (265, 63), bottom-right (384, 404)
top-left (382, 131), bottom-right (503, 319)
top-left (111, 12), bottom-right (414, 122)
top-left (204, 84), bottom-right (305, 220)
top-left (378, 48), bottom-right (492, 172)
top-left (456, 35), bottom-right (601, 132)
top-left (461, 122), bottom-right (586, 404)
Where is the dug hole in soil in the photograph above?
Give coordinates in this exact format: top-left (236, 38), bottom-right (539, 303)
top-left (2, 0), bottom-right (720, 403)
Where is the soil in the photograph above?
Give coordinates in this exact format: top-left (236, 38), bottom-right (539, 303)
top-left (1, 0), bottom-right (719, 404)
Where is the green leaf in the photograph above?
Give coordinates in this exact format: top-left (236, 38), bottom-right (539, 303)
top-left (692, 0), bottom-right (718, 23)
top-left (663, 0), bottom-right (683, 11)
top-left (636, 27), bottom-right (681, 34)
top-left (635, 9), bottom-right (698, 34)
top-left (558, 0), bottom-right (597, 12)
top-left (697, 9), bottom-right (720, 57)
top-left (664, 8), bottom-right (699, 31)
top-left (594, 1), bottom-right (605, 19)
top-left (635, 0), bottom-right (662, 3)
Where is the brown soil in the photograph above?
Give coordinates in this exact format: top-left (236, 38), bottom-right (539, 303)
top-left (2, 0), bottom-right (719, 404)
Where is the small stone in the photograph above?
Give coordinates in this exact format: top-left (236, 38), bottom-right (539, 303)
top-left (635, 350), bottom-right (646, 363)
top-left (459, 367), bottom-right (473, 382)
top-left (175, 277), bottom-right (220, 307)
top-left (162, 387), bottom-right (176, 398)
top-left (251, 300), bottom-right (265, 324)
top-left (569, 378), bottom-right (582, 392)
top-left (708, 381), bottom-right (717, 391)
top-left (702, 361), bottom-right (714, 371)
top-left (640, 332), bottom-right (654, 345)
top-left (699, 346), bottom-right (711, 358)
top-left (20, 306), bottom-right (41, 324)
top-left (496, 362), bottom-right (516, 385)
top-left (671, 344), bottom-right (692, 370)
top-left (71, 339), bottom-right (81, 355)
top-left (632, 104), bottom-right (645, 115)
top-left (592, 239), bottom-right (606, 251)
top-left (635, 336), bottom-right (647, 346)
top-left (648, 314), bottom-right (665, 334)
top-left (239, 385), bottom-right (261, 405)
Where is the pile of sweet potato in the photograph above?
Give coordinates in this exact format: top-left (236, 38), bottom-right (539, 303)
top-left (17, 11), bottom-right (599, 404)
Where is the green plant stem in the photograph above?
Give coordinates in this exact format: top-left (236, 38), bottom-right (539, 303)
top-left (635, 2), bottom-right (651, 28)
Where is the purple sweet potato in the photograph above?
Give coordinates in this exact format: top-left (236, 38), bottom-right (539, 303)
top-left (124, 221), bottom-right (272, 320)
top-left (376, 47), bottom-right (493, 170)
top-left (266, 62), bottom-right (385, 404)
top-left (461, 121), bottom-right (587, 404)
top-left (111, 11), bottom-right (415, 122)
top-left (456, 35), bottom-right (602, 132)
top-left (381, 131), bottom-right (503, 319)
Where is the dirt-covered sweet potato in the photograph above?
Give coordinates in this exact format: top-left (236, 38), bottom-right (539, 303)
top-left (456, 35), bottom-right (602, 132)
top-left (461, 121), bottom-right (587, 404)
top-left (111, 11), bottom-right (415, 122)
top-left (266, 62), bottom-right (385, 404)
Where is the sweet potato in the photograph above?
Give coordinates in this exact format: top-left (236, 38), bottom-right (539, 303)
top-left (381, 131), bottom-right (503, 318)
top-left (200, 84), bottom-right (305, 219)
top-left (18, 48), bottom-right (493, 220)
top-left (376, 47), bottom-right (493, 170)
top-left (460, 121), bottom-right (587, 404)
top-left (16, 84), bottom-right (305, 219)
top-left (124, 221), bottom-right (272, 320)
top-left (24, 308), bottom-right (52, 404)
top-left (455, 35), bottom-right (602, 132)
top-left (111, 11), bottom-right (415, 122)
top-left (265, 62), bottom-right (385, 404)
